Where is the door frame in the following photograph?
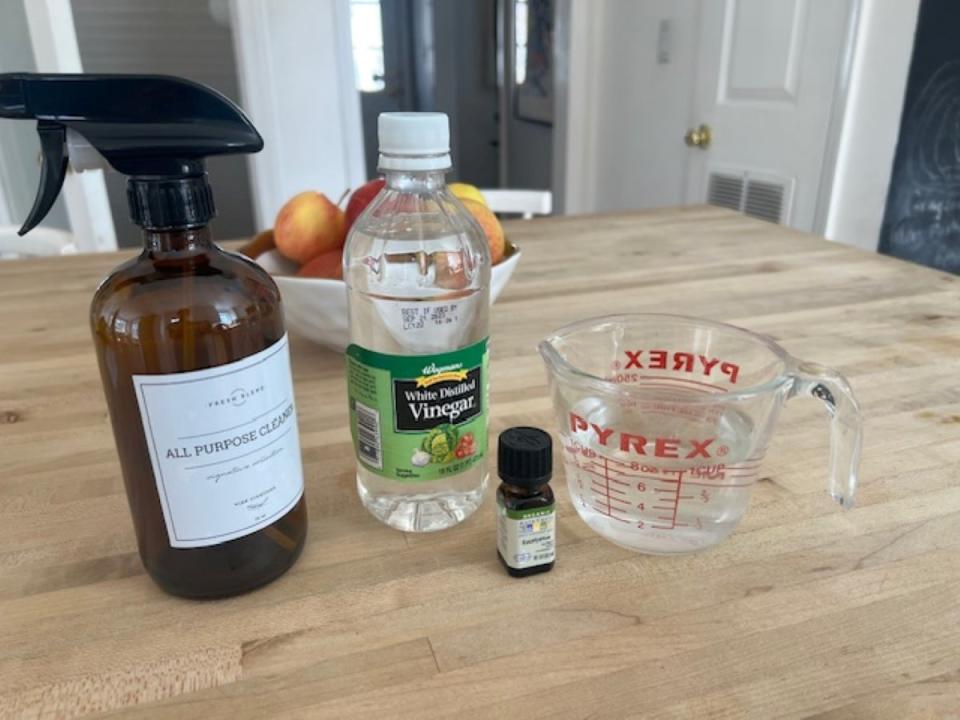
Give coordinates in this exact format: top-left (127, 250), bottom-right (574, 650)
top-left (559, 0), bottom-right (862, 227)
top-left (553, 0), bottom-right (605, 215)
top-left (812, 0), bottom-right (863, 236)
top-left (20, 0), bottom-right (117, 251)
top-left (0, 174), bottom-right (11, 226)
top-left (230, 0), bottom-right (366, 230)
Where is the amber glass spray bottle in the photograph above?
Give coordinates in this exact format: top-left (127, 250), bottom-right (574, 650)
top-left (0, 73), bottom-right (307, 597)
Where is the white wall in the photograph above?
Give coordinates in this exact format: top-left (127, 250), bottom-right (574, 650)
top-left (824, 0), bottom-right (920, 251)
top-left (559, 0), bottom-right (918, 249)
top-left (71, 0), bottom-right (256, 246)
top-left (231, 0), bottom-right (366, 230)
top-left (560, 0), bottom-right (700, 214)
top-left (0, 0), bottom-right (71, 231)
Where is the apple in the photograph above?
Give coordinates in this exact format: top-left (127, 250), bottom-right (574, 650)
top-left (434, 251), bottom-right (469, 290)
top-left (274, 191), bottom-right (347, 264)
top-left (346, 178), bottom-right (386, 228)
top-left (449, 182), bottom-right (486, 206)
top-left (296, 249), bottom-right (343, 280)
top-left (460, 198), bottom-right (505, 265)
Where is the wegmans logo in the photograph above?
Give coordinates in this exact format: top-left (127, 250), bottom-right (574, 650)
top-left (395, 358), bottom-right (482, 430)
top-left (416, 360), bottom-right (468, 388)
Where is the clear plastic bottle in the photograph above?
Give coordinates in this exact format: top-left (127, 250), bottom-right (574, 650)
top-left (344, 112), bottom-right (491, 532)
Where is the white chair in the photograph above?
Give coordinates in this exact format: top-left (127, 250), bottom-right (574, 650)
top-left (0, 225), bottom-right (78, 259)
top-left (480, 189), bottom-right (553, 220)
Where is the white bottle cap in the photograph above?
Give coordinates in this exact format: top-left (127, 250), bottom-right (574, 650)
top-left (378, 112), bottom-right (451, 171)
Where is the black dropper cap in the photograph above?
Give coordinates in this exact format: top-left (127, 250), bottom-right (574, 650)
top-left (498, 427), bottom-right (552, 488)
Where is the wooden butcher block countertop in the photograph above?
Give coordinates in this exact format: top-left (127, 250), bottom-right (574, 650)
top-left (1, 207), bottom-right (959, 718)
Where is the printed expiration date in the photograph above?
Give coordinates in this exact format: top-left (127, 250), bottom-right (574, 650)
top-left (402, 304), bottom-right (459, 331)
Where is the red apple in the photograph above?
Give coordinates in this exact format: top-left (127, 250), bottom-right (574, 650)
top-left (274, 191), bottom-right (347, 264)
top-left (346, 178), bottom-right (386, 228)
top-left (296, 249), bottom-right (343, 279)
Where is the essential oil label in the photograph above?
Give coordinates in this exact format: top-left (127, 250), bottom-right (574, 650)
top-left (133, 334), bottom-right (304, 548)
top-left (346, 338), bottom-right (488, 482)
top-left (497, 499), bottom-right (556, 569)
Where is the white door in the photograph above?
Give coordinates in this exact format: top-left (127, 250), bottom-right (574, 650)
top-left (684, 0), bottom-right (853, 231)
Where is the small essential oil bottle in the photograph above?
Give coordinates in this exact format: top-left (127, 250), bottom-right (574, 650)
top-left (496, 427), bottom-right (556, 577)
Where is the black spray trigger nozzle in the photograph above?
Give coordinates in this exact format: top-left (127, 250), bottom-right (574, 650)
top-left (0, 72), bottom-right (264, 233)
top-left (21, 121), bottom-right (68, 236)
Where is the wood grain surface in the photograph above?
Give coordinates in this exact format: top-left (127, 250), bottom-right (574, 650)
top-left (1, 207), bottom-right (959, 718)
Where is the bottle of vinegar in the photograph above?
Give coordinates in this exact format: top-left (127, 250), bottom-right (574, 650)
top-left (0, 74), bottom-right (307, 597)
top-left (344, 113), bottom-right (491, 532)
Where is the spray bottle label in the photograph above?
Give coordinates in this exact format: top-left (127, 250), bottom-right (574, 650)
top-left (346, 339), bottom-right (488, 482)
top-left (133, 334), bottom-right (304, 548)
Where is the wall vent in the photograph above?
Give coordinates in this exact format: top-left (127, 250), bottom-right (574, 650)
top-left (707, 169), bottom-right (791, 224)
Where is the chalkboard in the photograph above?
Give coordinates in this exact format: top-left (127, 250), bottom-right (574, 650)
top-left (879, 0), bottom-right (960, 272)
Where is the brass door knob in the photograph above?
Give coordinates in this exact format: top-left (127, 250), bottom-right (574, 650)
top-left (684, 124), bottom-right (712, 149)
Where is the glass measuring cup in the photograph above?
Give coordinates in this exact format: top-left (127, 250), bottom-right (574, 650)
top-left (539, 314), bottom-right (862, 554)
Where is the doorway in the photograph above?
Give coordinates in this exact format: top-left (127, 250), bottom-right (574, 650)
top-left (70, 0), bottom-right (257, 247)
top-left (565, 0), bottom-right (855, 233)
top-left (348, 0), bottom-right (554, 191)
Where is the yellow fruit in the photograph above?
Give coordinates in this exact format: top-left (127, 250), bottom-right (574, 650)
top-left (237, 229), bottom-right (275, 259)
top-left (460, 198), bottom-right (505, 265)
top-left (449, 182), bottom-right (486, 206)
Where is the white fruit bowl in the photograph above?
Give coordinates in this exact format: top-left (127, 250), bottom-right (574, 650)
top-left (253, 241), bottom-right (522, 352)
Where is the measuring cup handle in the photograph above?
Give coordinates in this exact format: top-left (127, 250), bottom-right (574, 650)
top-left (787, 362), bottom-right (863, 509)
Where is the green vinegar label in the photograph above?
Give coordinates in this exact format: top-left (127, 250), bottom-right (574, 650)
top-left (346, 338), bottom-right (488, 482)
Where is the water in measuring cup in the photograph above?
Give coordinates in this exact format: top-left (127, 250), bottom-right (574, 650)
top-left (346, 224), bottom-right (489, 532)
top-left (561, 391), bottom-right (759, 553)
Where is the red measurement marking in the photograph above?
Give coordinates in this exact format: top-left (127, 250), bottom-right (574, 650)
top-left (588, 462), bottom-right (629, 476)
top-left (575, 465), bottom-right (620, 481)
top-left (645, 472), bottom-right (685, 529)
top-left (594, 502), bottom-right (631, 514)
top-left (634, 375), bottom-right (729, 392)
top-left (632, 383), bottom-right (717, 395)
top-left (591, 481), bottom-right (627, 496)
top-left (587, 455), bottom-right (633, 522)
top-left (678, 495), bottom-right (694, 500)
top-left (591, 493), bottom-right (630, 508)
top-left (682, 481), bottom-right (753, 488)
